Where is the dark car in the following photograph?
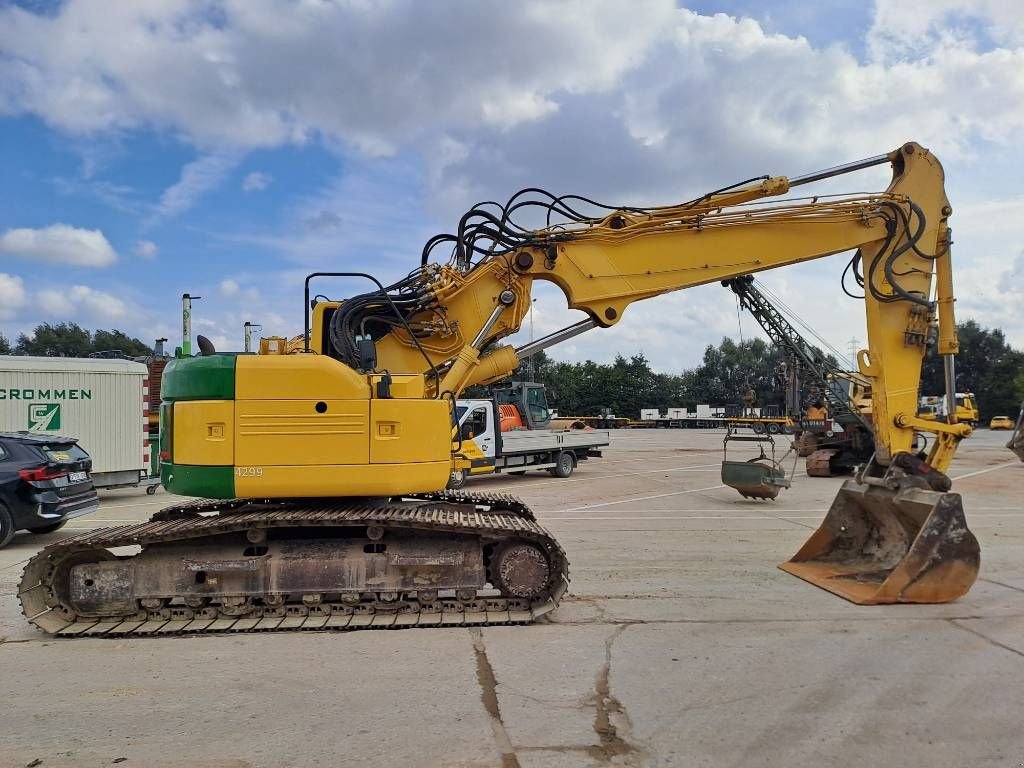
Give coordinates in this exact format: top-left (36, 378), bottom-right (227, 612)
top-left (0, 432), bottom-right (99, 548)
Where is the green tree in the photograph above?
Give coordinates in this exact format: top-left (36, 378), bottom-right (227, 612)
top-left (16, 322), bottom-right (92, 357)
top-left (0, 334), bottom-right (10, 355)
top-left (920, 320), bottom-right (1024, 419)
top-left (13, 323), bottom-right (153, 359)
top-left (92, 329), bottom-right (153, 357)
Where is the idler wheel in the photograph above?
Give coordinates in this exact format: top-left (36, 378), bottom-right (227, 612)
top-left (492, 543), bottom-right (550, 599)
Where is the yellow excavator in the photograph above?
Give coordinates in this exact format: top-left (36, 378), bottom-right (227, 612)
top-left (20, 141), bottom-right (981, 636)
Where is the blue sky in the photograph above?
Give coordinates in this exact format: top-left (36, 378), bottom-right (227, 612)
top-left (1, 0), bottom-right (1022, 368)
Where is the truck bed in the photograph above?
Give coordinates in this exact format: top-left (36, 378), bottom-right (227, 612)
top-left (500, 428), bottom-right (610, 454)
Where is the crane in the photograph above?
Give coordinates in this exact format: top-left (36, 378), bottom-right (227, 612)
top-left (723, 274), bottom-right (874, 476)
top-left (20, 142), bottom-right (980, 637)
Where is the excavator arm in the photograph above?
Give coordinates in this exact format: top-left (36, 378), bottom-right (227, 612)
top-left (300, 140), bottom-right (979, 605)
top-left (347, 143), bottom-right (964, 473)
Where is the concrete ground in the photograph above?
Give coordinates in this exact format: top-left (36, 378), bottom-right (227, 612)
top-left (1, 428), bottom-right (1021, 768)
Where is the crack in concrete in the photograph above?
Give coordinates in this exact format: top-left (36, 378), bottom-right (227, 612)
top-left (947, 619), bottom-right (1024, 659)
top-left (980, 577), bottom-right (1024, 594)
top-left (469, 628), bottom-right (521, 768)
top-left (585, 624), bottom-right (648, 765)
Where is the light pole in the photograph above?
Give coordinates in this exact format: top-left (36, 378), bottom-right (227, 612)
top-left (244, 321), bottom-right (262, 353)
top-left (181, 294), bottom-right (202, 357)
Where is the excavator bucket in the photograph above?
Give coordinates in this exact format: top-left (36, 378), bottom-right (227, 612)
top-left (721, 459), bottom-right (790, 500)
top-left (780, 479), bottom-right (979, 604)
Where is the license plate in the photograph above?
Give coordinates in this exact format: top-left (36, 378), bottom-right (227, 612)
top-left (69, 471), bottom-right (88, 483)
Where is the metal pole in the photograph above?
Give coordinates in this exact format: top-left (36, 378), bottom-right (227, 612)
top-left (181, 294), bottom-right (200, 357)
top-left (244, 322), bottom-right (261, 353)
top-left (943, 355), bottom-right (958, 424)
top-left (788, 153), bottom-right (891, 188)
top-left (516, 319), bottom-right (596, 359)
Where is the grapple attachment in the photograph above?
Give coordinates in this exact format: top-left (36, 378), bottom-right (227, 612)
top-left (780, 479), bottom-right (979, 604)
top-left (721, 459), bottom-right (790, 500)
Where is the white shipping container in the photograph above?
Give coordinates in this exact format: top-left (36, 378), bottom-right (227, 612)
top-left (640, 408), bottom-right (661, 421)
top-left (0, 357), bottom-right (149, 488)
top-left (667, 408), bottom-right (687, 419)
top-left (696, 404), bottom-right (712, 418)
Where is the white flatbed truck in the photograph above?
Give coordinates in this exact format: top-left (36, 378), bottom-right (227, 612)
top-left (450, 398), bottom-right (609, 488)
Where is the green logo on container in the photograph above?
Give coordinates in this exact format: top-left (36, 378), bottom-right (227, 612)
top-left (28, 403), bottom-right (61, 432)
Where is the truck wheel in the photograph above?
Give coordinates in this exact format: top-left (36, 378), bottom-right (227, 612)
top-left (146, 484), bottom-right (158, 495)
top-left (447, 469), bottom-right (468, 490)
top-left (27, 520), bottom-right (67, 534)
top-left (0, 504), bottom-right (15, 549)
top-left (549, 452), bottom-right (575, 478)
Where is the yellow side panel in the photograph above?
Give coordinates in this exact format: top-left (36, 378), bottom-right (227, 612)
top-left (370, 399), bottom-right (452, 464)
top-left (235, 399), bottom-right (369, 466)
top-left (174, 401), bottom-right (234, 466)
top-left (368, 373), bottom-right (426, 399)
top-left (235, 353), bottom-right (368, 400)
top-left (234, 462), bottom-right (450, 497)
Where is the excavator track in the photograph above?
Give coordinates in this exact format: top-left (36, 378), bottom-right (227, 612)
top-left (805, 449), bottom-right (839, 477)
top-left (18, 490), bottom-right (568, 637)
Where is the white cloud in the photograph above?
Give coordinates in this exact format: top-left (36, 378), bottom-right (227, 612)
top-left (242, 171), bottom-right (271, 192)
top-left (133, 239), bottom-right (158, 259)
top-left (3, 1), bottom-right (1024, 365)
top-left (37, 284), bottom-right (128, 323)
top-left (0, 223), bottom-right (117, 267)
top-left (0, 273), bottom-right (27, 320)
top-left (218, 277), bottom-right (260, 302)
top-left (156, 153), bottom-right (240, 219)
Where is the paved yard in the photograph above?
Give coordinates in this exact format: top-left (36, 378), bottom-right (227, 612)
top-left (1, 428), bottom-right (1021, 768)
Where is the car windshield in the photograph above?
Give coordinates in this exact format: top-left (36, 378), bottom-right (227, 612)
top-left (35, 443), bottom-right (89, 463)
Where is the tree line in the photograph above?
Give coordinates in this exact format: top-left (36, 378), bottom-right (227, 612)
top-left (0, 322), bottom-right (154, 358)
top-left (511, 319), bottom-right (1024, 421)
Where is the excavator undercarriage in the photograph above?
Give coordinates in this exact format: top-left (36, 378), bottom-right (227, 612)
top-left (19, 490), bottom-right (568, 636)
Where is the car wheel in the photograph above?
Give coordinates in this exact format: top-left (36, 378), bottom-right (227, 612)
top-left (447, 469), bottom-right (467, 490)
top-left (549, 452), bottom-right (575, 478)
top-left (27, 520), bottom-right (68, 534)
top-left (0, 504), bottom-right (15, 549)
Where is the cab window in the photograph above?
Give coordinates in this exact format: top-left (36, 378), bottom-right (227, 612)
top-left (461, 407), bottom-right (488, 440)
top-left (526, 387), bottom-right (549, 423)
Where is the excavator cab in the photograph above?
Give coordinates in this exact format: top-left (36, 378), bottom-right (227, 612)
top-left (721, 423), bottom-right (792, 500)
top-left (491, 381), bottom-right (552, 431)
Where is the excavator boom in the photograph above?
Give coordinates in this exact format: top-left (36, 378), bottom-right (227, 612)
top-left (19, 142), bottom-right (980, 638)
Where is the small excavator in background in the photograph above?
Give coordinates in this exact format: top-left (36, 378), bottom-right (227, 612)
top-left (20, 141), bottom-right (983, 638)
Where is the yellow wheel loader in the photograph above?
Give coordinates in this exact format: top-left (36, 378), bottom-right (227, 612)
top-left (20, 142), bottom-right (981, 636)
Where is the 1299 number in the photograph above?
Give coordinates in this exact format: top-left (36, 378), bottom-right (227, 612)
top-left (235, 466), bottom-right (264, 478)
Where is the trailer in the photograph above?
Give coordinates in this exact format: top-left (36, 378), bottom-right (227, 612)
top-left (451, 398), bottom-right (610, 488)
top-left (0, 357), bottom-right (158, 492)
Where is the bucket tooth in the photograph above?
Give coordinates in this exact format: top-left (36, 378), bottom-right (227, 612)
top-left (780, 479), bottom-right (979, 604)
